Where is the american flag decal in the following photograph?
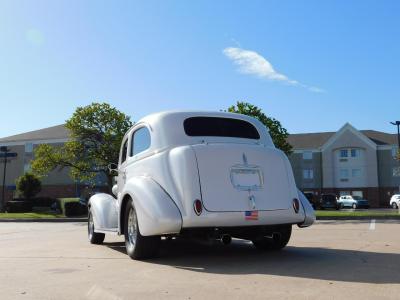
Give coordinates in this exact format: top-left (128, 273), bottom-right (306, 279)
top-left (245, 210), bottom-right (258, 220)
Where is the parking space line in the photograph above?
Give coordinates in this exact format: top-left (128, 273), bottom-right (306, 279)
top-left (369, 219), bottom-right (376, 230)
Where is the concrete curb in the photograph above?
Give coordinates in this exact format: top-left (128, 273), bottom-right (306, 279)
top-left (0, 218), bottom-right (87, 223)
top-left (317, 216), bottom-right (400, 220)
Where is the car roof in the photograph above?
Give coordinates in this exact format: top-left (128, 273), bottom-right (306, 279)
top-left (125, 110), bottom-right (275, 149)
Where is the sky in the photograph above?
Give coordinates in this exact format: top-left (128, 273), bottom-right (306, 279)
top-left (1, 0), bottom-right (400, 138)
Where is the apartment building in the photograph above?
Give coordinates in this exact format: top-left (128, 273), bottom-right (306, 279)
top-left (288, 123), bottom-right (400, 207)
top-left (0, 125), bottom-right (106, 202)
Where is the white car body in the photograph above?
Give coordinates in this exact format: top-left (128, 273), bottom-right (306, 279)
top-left (337, 195), bottom-right (369, 209)
top-left (390, 194), bottom-right (400, 209)
top-left (88, 111), bottom-right (315, 258)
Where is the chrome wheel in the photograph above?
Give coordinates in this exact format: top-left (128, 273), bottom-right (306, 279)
top-left (88, 209), bottom-right (105, 244)
top-left (127, 207), bottom-right (138, 249)
top-left (88, 212), bottom-right (94, 239)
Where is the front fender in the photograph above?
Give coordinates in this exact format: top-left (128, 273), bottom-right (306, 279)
top-left (121, 176), bottom-right (182, 236)
top-left (297, 189), bottom-right (316, 228)
top-left (88, 193), bottom-right (118, 231)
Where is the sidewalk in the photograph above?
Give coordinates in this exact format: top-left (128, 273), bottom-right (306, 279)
top-left (0, 217), bottom-right (87, 222)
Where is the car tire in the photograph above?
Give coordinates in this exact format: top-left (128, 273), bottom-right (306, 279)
top-left (124, 199), bottom-right (160, 260)
top-left (352, 203), bottom-right (357, 209)
top-left (252, 225), bottom-right (292, 251)
top-left (88, 209), bottom-right (105, 244)
top-left (392, 202), bottom-right (398, 209)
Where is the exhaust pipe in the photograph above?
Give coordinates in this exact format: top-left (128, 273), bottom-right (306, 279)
top-left (221, 234), bottom-right (232, 245)
top-left (272, 232), bottom-right (282, 242)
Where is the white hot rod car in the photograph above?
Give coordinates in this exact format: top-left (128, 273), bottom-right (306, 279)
top-left (88, 111), bottom-right (315, 259)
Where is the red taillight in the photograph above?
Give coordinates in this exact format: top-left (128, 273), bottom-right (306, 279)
top-left (293, 198), bottom-right (300, 213)
top-left (194, 199), bottom-right (202, 215)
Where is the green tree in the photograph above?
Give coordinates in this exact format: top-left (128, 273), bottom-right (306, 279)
top-left (31, 102), bottom-right (133, 192)
top-left (16, 173), bottom-right (42, 199)
top-left (228, 101), bottom-right (293, 155)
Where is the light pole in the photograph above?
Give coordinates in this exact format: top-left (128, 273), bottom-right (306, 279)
top-left (1, 146), bottom-right (9, 213)
top-left (391, 121), bottom-right (400, 195)
top-left (391, 121), bottom-right (400, 151)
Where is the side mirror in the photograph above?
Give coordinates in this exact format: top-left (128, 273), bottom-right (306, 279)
top-left (112, 184), bottom-right (118, 197)
top-left (108, 163), bottom-right (118, 176)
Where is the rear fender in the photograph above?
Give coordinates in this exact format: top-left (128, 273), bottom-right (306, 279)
top-left (297, 189), bottom-right (316, 228)
top-left (120, 176), bottom-right (182, 236)
top-left (88, 193), bottom-right (118, 231)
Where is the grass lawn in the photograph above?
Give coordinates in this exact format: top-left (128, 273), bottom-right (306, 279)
top-left (316, 210), bottom-right (400, 218)
top-left (0, 198), bottom-right (83, 219)
top-left (0, 212), bottom-right (64, 219)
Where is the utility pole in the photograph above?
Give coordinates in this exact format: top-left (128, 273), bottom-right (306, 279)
top-left (1, 146), bottom-right (9, 213)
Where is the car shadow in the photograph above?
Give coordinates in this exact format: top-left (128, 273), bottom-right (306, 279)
top-left (103, 239), bottom-right (400, 284)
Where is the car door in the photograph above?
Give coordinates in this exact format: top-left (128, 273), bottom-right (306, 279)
top-left (348, 196), bottom-right (355, 207)
top-left (117, 136), bottom-right (129, 198)
top-left (343, 196), bottom-right (350, 207)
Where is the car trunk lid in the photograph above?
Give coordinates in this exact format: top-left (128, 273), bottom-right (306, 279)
top-left (192, 143), bottom-right (292, 212)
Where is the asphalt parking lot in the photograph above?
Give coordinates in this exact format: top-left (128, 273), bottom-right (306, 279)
top-left (1, 221), bottom-right (399, 300)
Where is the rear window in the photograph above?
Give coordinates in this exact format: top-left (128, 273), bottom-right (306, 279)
top-left (183, 117), bottom-right (260, 139)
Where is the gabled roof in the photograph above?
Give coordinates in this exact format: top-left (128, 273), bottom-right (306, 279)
top-left (287, 131), bottom-right (335, 149)
top-left (0, 124), bottom-right (70, 143)
top-left (360, 130), bottom-right (398, 145)
top-left (288, 126), bottom-right (397, 149)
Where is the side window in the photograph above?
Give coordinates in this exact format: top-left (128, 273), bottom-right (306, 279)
top-left (131, 127), bottom-right (151, 157)
top-left (120, 139), bottom-right (128, 164)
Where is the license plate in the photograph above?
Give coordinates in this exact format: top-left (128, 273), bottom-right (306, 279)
top-left (230, 167), bottom-right (263, 191)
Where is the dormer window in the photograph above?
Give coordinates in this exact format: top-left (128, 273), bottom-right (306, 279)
top-left (340, 149), bottom-right (348, 158)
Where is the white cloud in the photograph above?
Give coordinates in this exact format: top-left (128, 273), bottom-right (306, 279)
top-left (223, 47), bottom-right (324, 93)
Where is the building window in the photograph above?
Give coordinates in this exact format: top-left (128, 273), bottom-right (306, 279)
top-left (340, 149), bottom-right (348, 158)
top-left (25, 143), bottom-right (33, 153)
top-left (340, 169), bottom-right (349, 179)
top-left (302, 151), bottom-right (312, 160)
top-left (352, 191), bottom-right (363, 198)
top-left (303, 169), bottom-right (314, 179)
top-left (351, 149), bottom-right (360, 157)
top-left (352, 169), bottom-right (361, 177)
top-left (24, 163), bottom-right (31, 173)
top-left (393, 167), bottom-right (400, 177)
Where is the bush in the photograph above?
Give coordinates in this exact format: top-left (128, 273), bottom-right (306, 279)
top-left (32, 197), bottom-right (56, 207)
top-left (6, 201), bottom-right (33, 213)
top-left (56, 198), bottom-right (77, 214)
top-left (16, 173), bottom-right (41, 199)
top-left (64, 202), bottom-right (87, 217)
